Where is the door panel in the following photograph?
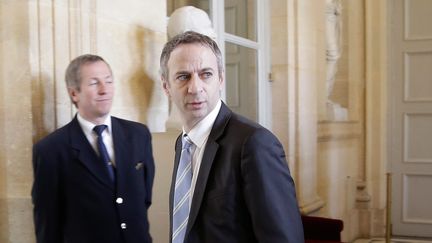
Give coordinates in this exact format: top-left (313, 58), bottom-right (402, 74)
top-left (224, 0), bottom-right (259, 121)
top-left (225, 42), bottom-right (258, 121)
top-left (390, 0), bottom-right (432, 237)
top-left (224, 0), bottom-right (256, 41)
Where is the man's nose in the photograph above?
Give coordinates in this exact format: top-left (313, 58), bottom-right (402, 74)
top-left (98, 82), bottom-right (107, 94)
top-left (188, 75), bottom-right (203, 94)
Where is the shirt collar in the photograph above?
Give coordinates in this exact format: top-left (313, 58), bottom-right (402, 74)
top-left (183, 100), bottom-right (221, 148)
top-left (77, 113), bottom-right (112, 136)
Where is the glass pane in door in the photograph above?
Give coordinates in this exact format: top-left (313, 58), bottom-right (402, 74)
top-left (225, 42), bottom-right (258, 121)
top-left (224, 0), bottom-right (256, 41)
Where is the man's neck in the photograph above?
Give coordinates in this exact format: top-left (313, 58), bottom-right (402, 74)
top-left (78, 113), bottom-right (110, 125)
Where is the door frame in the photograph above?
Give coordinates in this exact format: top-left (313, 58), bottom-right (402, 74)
top-left (210, 0), bottom-right (272, 128)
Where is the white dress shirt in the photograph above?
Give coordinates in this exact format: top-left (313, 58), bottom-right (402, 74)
top-left (183, 100), bottom-right (222, 202)
top-left (77, 113), bottom-right (116, 166)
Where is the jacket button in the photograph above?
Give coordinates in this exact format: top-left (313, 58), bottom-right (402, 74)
top-left (121, 223), bottom-right (127, 229)
top-left (116, 197), bottom-right (123, 204)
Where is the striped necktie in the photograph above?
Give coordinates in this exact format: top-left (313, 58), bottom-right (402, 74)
top-left (172, 135), bottom-right (194, 243)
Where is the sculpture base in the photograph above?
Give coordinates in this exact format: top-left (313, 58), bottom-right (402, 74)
top-left (327, 102), bottom-right (348, 121)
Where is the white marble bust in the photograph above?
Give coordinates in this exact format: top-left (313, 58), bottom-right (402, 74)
top-left (167, 6), bottom-right (217, 40)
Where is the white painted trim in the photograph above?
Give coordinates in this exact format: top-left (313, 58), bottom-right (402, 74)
top-left (209, 0), bottom-right (271, 128)
top-left (211, 0), bottom-right (227, 101)
top-left (257, 0), bottom-right (272, 129)
top-left (224, 33), bottom-right (259, 49)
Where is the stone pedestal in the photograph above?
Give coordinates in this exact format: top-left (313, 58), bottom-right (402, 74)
top-left (327, 101), bottom-right (348, 121)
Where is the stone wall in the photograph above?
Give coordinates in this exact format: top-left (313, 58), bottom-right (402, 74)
top-left (0, 0), bottom-right (168, 242)
top-left (270, 0), bottom-right (387, 241)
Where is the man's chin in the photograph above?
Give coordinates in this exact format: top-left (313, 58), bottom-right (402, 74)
top-left (95, 110), bottom-right (110, 118)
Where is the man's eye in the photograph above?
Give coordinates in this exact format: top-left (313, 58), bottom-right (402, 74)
top-left (201, 72), bottom-right (213, 79)
top-left (89, 80), bottom-right (98, 85)
top-left (177, 75), bottom-right (189, 81)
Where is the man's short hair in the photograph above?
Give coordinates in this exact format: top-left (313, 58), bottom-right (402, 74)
top-left (160, 31), bottom-right (223, 81)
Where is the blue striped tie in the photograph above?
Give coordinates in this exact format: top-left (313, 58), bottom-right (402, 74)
top-left (172, 135), bottom-right (194, 243)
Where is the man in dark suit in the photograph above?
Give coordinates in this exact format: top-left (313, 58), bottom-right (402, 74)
top-left (31, 54), bottom-right (154, 243)
top-left (160, 31), bottom-right (304, 243)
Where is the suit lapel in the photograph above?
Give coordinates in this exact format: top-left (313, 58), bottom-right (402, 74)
top-left (186, 102), bottom-right (232, 235)
top-left (111, 118), bottom-right (131, 194)
top-left (69, 116), bottom-right (114, 191)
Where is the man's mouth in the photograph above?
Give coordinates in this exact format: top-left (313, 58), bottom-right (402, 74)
top-left (188, 101), bottom-right (205, 109)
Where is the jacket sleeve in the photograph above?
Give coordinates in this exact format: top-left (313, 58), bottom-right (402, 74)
top-left (31, 143), bottom-right (63, 243)
top-left (143, 127), bottom-right (155, 209)
top-left (241, 128), bottom-right (304, 243)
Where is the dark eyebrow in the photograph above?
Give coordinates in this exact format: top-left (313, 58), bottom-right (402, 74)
top-left (200, 68), bottom-right (215, 72)
top-left (86, 74), bottom-right (112, 82)
top-left (174, 71), bottom-right (191, 76)
top-left (87, 76), bottom-right (99, 81)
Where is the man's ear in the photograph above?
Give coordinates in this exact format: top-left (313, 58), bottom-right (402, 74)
top-left (162, 77), bottom-right (171, 97)
top-left (68, 87), bottom-right (79, 103)
top-left (218, 71), bottom-right (225, 91)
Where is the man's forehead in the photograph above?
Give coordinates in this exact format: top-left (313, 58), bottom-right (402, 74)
top-left (170, 44), bottom-right (216, 61)
top-left (173, 43), bottom-right (213, 54)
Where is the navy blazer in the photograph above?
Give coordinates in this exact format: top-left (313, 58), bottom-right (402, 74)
top-left (169, 103), bottom-right (304, 243)
top-left (32, 116), bottom-right (155, 243)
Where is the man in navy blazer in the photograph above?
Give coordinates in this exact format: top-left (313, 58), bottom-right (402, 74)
top-left (31, 54), bottom-right (155, 243)
top-left (161, 31), bottom-right (304, 243)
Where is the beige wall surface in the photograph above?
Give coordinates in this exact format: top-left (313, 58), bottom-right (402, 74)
top-left (1, 0), bottom-right (36, 242)
top-left (0, 0), bottom-right (169, 242)
top-left (270, 0), bottom-right (387, 241)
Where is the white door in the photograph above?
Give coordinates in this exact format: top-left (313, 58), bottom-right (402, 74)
top-left (390, 0), bottom-right (432, 238)
top-left (224, 0), bottom-right (258, 120)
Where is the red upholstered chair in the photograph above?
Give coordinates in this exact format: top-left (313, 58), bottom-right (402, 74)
top-left (301, 215), bottom-right (344, 243)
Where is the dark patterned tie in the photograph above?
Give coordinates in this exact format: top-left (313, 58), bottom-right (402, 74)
top-left (93, 125), bottom-right (115, 182)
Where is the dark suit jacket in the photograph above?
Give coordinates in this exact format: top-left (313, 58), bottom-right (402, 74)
top-left (169, 103), bottom-right (304, 243)
top-left (32, 116), bottom-right (155, 243)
